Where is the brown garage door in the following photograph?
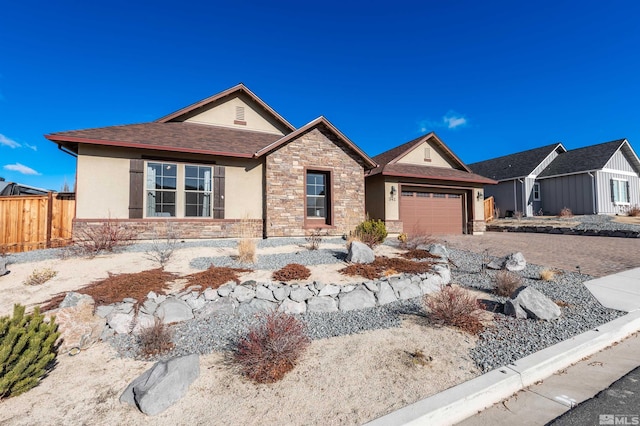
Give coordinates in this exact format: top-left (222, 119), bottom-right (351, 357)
top-left (400, 190), bottom-right (464, 235)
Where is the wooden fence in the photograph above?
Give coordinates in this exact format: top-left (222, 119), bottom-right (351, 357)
top-left (484, 196), bottom-right (495, 222)
top-left (0, 193), bottom-right (75, 253)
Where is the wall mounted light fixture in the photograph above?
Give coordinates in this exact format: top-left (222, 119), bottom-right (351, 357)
top-left (390, 185), bottom-right (397, 200)
top-left (477, 191), bottom-right (484, 201)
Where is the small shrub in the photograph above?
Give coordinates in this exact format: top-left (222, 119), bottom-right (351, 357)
top-left (405, 349), bottom-right (432, 366)
top-left (0, 304), bottom-right (60, 399)
top-left (627, 205), bottom-right (640, 217)
top-left (234, 312), bottom-right (310, 383)
top-left (272, 264), bottom-right (311, 282)
top-left (400, 234), bottom-right (436, 250)
top-left (305, 228), bottom-right (325, 251)
top-left (144, 228), bottom-right (178, 267)
top-left (424, 286), bottom-right (484, 335)
top-left (23, 268), bottom-right (57, 286)
top-left (237, 239), bottom-right (256, 264)
top-left (514, 210), bottom-right (523, 220)
top-left (354, 218), bottom-right (388, 248)
top-left (397, 233), bottom-right (408, 243)
top-left (493, 270), bottom-right (522, 297)
top-left (137, 318), bottom-right (174, 357)
top-left (72, 218), bottom-right (137, 256)
top-left (558, 207), bottom-right (573, 217)
top-left (539, 268), bottom-right (556, 281)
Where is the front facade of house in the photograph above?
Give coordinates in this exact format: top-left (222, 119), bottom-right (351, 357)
top-left (47, 84), bottom-right (490, 239)
top-left (366, 134), bottom-right (496, 235)
top-left (470, 139), bottom-right (640, 216)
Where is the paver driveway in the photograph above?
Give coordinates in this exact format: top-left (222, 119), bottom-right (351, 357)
top-left (442, 232), bottom-right (640, 277)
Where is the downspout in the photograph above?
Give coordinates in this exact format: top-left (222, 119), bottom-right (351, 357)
top-left (518, 178), bottom-right (525, 215)
top-left (513, 180), bottom-right (517, 214)
top-left (588, 172), bottom-right (596, 214)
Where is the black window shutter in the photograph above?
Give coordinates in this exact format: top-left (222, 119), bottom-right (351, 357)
top-left (626, 181), bottom-right (631, 203)
top-left (610, 179), bottom-right (615, 202)
top-left (129, 159), bottom-right (144, 218)
top-left (213, 166), bottom-right (225, 219)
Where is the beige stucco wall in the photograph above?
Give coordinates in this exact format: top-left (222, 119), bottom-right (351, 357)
top-left (75, 145), bottom-right (263, 220)
top-left (76, 145), bottom-right (130, 219)
top-left (184, 94), bottom-right (286, 135)
top-left (396, 141), bottom-right (454, 168)
top-left (385, 181), bottom-right (400, 220)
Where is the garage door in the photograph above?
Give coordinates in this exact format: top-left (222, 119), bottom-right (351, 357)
top-left (400, 190), bottom-right (464, 235)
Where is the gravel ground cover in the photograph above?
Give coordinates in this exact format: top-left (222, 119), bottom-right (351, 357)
top-left (107, 239), bottom-right (625, 374)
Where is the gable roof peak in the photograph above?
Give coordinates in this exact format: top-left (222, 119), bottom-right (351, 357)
top-left (155, 83), bottom-right (296, 132)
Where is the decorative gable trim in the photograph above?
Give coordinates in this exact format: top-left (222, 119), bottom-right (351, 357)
top-left (388, 133), bottom-right (472, 173)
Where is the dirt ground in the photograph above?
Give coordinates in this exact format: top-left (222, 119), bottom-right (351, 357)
top-left (0, 242), bottom-right (482, 425)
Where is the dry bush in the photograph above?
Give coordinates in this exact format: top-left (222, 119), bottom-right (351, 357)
top-left (558, 207), bottom-right (573, 217)
top-left (234, 312), bottom-right (310, 383)
top-left (272, 264), bottom-right (311, 282)
top-left (539, 268), bottom-right (556, 281)
top-left (40, 268), bottom-right (177, 312)
top-left (144, 227), bottom-right (178, 267)
top-left (305, 228), bottom-right (324, 251)
top-left (184, 265), bottom-right (252, 289)
top-left (400, 234), bottom-right (437, 250)
top-left (23, 268), bottom-right (57, 286)
top-left (627, 205), bottom-right (640, 217)
top-left (340, 256), bottom-right (434, 280)
top-left (72, 218), bottom-right (137, 256)
top-left (493, 270), bottom-right (522, 297)
top-left (424, 286), bottom-right (484, 335)
top-left (137, 317), bottom-right (174, 357)
top-left (237, 239), bottom-right (256, 264)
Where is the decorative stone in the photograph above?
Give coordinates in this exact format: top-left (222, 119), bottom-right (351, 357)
top-left (114, 302), bottom-right (135, 315)
top-left (0, 259), bottom-right (8, 277)
top-left (338, 286), bottom-right (376, 311)
top-left (217, 284), bottom-right (233, 298)
top-left (376, 281), bottom-right (397, 305)
top-left (146, 291), bottom-right (158, 300)
top-left (203, 288), bottom-right (219, 301)
top-left (504, 299), bottom-right (528, 319)
top-left (95, 305), bottom-right (115, 318)
top-left (120, 354), bottom-right (200, 416)
top-left (364, 281), bottom-right (379, 293)
top-left (505, 252), bottom-right (527, 272)
top-left (140, 299), bottom-right (158, 315)
top-left (428, 244), bottom-right (449, 262)
top-left (255, 285), bottom-right (276, 302)
top-left (307, 296), bottom-right (339, 313)
top-left (290, 287), bottom-right (313, 302)
top-left (107, 312), bottom-right (135, 334)
top-left (132, 311), bottom-right (156, 335)
top-left (318, 284), bottom-right (340, 297)
top-left (155, 298), bottom-right (194, 324)
top-left (59, 292), bottom-right (94, 309)
top-left (196, 297), bottom-right (238, 317)
top-left (185, 296), bottom-right (206, 311)
top-left (433, 264), bottom-right (451, 283)
top-left (346, 241), bottom-right (375, 264)
top-left (51, 298), bottom-right (105, 353)
top-left (272, 286), bottom-right (289, 301)
top-left (420, 276), bottom-right (442, 295)
top-left (122, 297), bottom-right (138, 304)
top-left (238, 299), bottom-right (278, 315)
top-left (231, 286), bottom-right (256, 303)
top-left (506, 286), bottom-right (561, 320)
top-left (341, 285), bottom-right (356, 293)
top-left (278, 298), bottom-right (307, 314)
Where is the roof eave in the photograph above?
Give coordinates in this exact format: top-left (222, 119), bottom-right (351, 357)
top-left (380, 170), bottom-right (497, 185)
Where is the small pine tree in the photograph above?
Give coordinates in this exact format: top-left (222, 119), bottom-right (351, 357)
top-left (0, 304), bottom-right (59, 399)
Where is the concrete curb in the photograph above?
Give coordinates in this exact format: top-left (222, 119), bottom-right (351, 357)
top-left (366, 309), bottom-right (640, 426)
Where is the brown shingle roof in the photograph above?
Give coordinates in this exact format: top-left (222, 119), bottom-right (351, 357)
top-left (46, 122), bottom-right (283, 157)
top-left (379, 163), bottom-right (497, 184)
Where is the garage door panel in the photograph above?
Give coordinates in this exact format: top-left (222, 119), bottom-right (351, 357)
top-left (400, 191), bottom-right (463, 235)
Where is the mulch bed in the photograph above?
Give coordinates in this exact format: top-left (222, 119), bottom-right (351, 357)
top-left (340, 256), bottom-right (434, 280)
top-left (399, 249), bottom-right (440, 260)
top-left (182, 266), bottom-right (252, 289)
top-left (272, 264), bottom-right (311, 282)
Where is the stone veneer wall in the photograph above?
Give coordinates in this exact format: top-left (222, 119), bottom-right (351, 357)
top-left (72, 219), bottom-right (263, 240)
top-left (472, 220), bottom-right (487, 234)
top-left (264, 127), bottom-right (367, 237)
top-left (384, 220), bottom-right (404, 234)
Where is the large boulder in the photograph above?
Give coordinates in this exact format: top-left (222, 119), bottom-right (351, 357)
top-left (376, 281), bottom-right (398, 305)
top-left (196, 297), bottom-right (238, 317)
top-left (155, 297), bottom-right (194, 324)
top-left (290, 287), bottom-right (314, 302)
top-left (488, 252), bottom-right (527, 272)
top-left (307, 296), bottom-right (339, 313)
top-left (120, 354), bottom-right (200, 416)
top-left (338, 286), bottom-right (376, 311)
top-left (50, 295), bottom-right (106, 353)
top-left (346, 241), bottom-right (375, 264)
top-left (231, 286), bottom-right (256, 303)
top-left (505, 286), bottom-right (561, 320)
top-left (278, 298), bottom-right (307, 314)
top-left (389, 277), bottom-right (422, 300)
top-left (0, 259), bottom-right (8, 277)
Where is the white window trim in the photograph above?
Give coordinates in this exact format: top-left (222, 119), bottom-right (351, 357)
top-left (144, 161), bottom-right (216, 218)
top-left (612, 178), bottom-right (630, 205)
top-left (533, 182), bottom-right (541, 201)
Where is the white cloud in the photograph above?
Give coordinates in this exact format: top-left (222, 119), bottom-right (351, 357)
top-left (25, 143), bottom-right (37, 151)
top-left (0, 133), bottom-right (21, 148)
top-left (418, 111), bottom-right (468, 133)
top-left (3, 163), bottom-right (41, 175)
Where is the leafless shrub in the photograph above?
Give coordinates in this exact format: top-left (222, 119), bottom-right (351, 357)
top-left (400, 234), bottom-right (437, 250)
top-left (23, 268), bottom-right (57, 286)
top-left (558, 207), bottom-right (573, 217)
top-left (493, 270), bottom-right (523, 297)
top-left (305, 228), bottom-right (325, 250)
top-left (237, 216), bottom-right (257, 264)
top-left (144, 226), bottom-right (178, 267)
top-left (233, 312), bottom-right (310, 383)
top-left (137, 317), bottom-right (174, 357)
top-left (72, 218), bottom-right (137, 256)
top-left (627, 205), bottom-right (640, 217)
top-left (424, 286), bottom-right (485, 335)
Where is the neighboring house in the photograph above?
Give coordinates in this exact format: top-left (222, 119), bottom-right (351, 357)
top-left (46, 84), bottom-right (376, 239)
top-left (46, 84), bottom-right (492, 239)
top-left (469, 139), bottom-right (640, 216)
top-left (365, 133), bottom-right (496, 235)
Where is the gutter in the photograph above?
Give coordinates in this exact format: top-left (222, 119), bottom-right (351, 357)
top-left (58, 144), bottom-right (77, 158)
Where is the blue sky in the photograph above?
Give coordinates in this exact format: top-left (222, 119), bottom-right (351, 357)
top-left (1, 1), bottom-right (639, 190)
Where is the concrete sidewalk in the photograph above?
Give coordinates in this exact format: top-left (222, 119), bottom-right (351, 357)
top-left (366, 267), bottom-right (640, 426)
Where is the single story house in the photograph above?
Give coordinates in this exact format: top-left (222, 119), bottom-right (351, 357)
top-left (469, 139), bottom-right (640, 216)
top-left (365, 134), bottom-right (496, 235)
top-left (46, 84), bottom-right (492, 239)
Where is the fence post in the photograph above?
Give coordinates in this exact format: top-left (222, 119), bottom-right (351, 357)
top-left (46, 192), bottom-right (53, 248)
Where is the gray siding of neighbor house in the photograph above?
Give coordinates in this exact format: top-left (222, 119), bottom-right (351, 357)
top-left (540, 173), bottom-right (595, 215)
top-left (596, 170), bottom-right (640, 214)
top-left (524, 149), bottom-right (561, 216)
top-left (524, 177), bottom-right (535, 216)
top-left (605, 150), bottom-right (636, 173)
top-left (485, 181), bottom-right (517, 217)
